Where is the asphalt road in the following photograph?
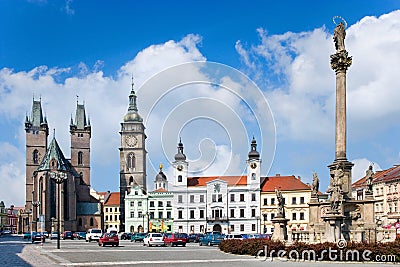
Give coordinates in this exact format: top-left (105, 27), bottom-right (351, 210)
top-left (0, 235), bottom-right (398, 267)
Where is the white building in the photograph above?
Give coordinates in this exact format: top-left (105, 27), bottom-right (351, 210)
top-left (125, 166), bottom-right (174, 233)
top-left (171, 138), bottom-right (262, 235)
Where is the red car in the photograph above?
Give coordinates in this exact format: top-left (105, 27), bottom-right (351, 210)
top-left (99, 233), bottom-right (119, 247)
top-left (163, 233), bottom-right (187, 247)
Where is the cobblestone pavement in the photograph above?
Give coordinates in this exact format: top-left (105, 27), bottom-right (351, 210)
top-left (0, 234), bottom-right (58, 267)
top-left (1, 235), bottom-right (398, 267)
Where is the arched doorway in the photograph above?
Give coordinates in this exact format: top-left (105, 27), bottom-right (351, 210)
top-left (213, 224), bottom-right (222, 233)
top-left (137, 225), bottom-right (143, 233)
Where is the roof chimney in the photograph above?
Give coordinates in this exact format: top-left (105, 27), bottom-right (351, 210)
top-left (276, 174), bottom-right (280, 177)
top-left (298, 176), bottom-right (301, 180)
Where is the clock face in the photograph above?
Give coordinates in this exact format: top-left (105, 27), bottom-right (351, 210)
top-left (177, 165), bottom-right (183, 171)
top-left (250, 162), bottom-right (257, 169)
top-left (125, 135), bottom-right (138, 147)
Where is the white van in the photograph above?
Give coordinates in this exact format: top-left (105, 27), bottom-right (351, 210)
top-left (86, 228), bottom-right (102, 242)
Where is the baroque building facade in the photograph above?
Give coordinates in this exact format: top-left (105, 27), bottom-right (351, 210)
top-left (170, 138), bottom-right (262, 235)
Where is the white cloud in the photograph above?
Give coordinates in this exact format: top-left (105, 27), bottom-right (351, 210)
top-left (0, 143), bottom-right (25, 206)
top-left (236, 10), bottom-right (400, 144)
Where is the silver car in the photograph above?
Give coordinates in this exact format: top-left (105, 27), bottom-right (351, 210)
top-left (143, 233), bottom-right (165, 247)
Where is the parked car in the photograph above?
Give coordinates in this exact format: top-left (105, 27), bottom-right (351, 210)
top-left (143, 233), bottom-right (165, 247)
top-left (188, 233), bottom-right (204, 243)
top-left (120, 232), bottom-right (132, 240)
top-left (180, 233), bottom-right (190, 242)
top-left (86, 228), bottom-right (102, 242)
top-left (40, 231), bottom-right (49, 238)
top-left (98, 233), bottom-right (119, 247)
top-left (74, 232), bottom-right (86, 240)
top-left (62, 231), bottom-right (74, 240)
top-left (163, 233), bottom-right (187, 247)
top-left (199, 233), bottom-right (224, 246)
top-left (31, 232), bottom-right (46, 242)
top-left (1, 230), bottom-right (11, 235)
top-left (23, 232), bottom-right (31, 239)
top-left (224, 234), bottom-right (243, 240)
top-left (50, 231), bottom-right (58, 240)
top-left (131, 232), bottom-right (146, 242)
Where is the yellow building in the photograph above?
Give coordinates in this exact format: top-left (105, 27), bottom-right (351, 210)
top-left (260, 175), bottom-right (315, 239)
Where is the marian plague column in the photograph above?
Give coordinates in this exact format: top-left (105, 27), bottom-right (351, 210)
top-left (324, 21), bottom-right (353, 242)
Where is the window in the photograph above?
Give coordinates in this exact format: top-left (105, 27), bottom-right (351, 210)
top-left (300, 212), bottom-right (305, 220)
top-left (158, 201), bottom-right (163, 207)
top-left (105, 215), bottom-right (108, 221)
top-left (190, 195), bottom-right (195, 203)
top-left (230, 194), bottom-right (235, 202)
top-left (114, 215), bottom-right (118, 221)
top-left (394, 202), bottom-right (398, 213)
top-left (158, 211), bottom-right (163, 219)
top-left (240, 209), bottom-right (245, 218)
top-left (252, 224), bottom-right (256, 231)
top-left (33, 150), bottom-right (39, 164)
top-left (150, 201), bottom-right (154, 207)
top-left (230, 209), bottom-right (235, 218)
top-left (212, 195), bottom-right (216, 202)
top-left (251, 209), bottom-right (256, 217)
top-left (138, 201), bottom-right (142, 207)
top-left (252, 193), bottom-right (256, 201)
top-left (105, 208), bottom-right (108, 212)
top-left (150, 212), bottom-right (154, 219)
top-left (178, 195), bottom-right (182, 203)
top-left (230, 225), bottom-right (235, 232)
top-left (78, 151), bottom-right (83, 165)
top-left (90, 217), bottom-right (94, 226)
top-left (115, 207), bottom-right (118, 212)
top-left (178, 210), bottom-right (183, 219)
top-left (271, 198), bottom-right (275, 205)
top-left (240, 224), bottom-right (244, 232)
top-left (167, 211), bottom-right (171, 218)
top-left (167, 201), bottom-right (172, 207)
top-left (251, 173), bottom-right (256, 180)
top-left (240, 194), bottom-right (245, 202)
top-left (199, 195), bottom-right (204, 203)
top-left (178, 175), bottom-right (182, 182)
top-left (292, 213), bottom-right (297, 220)
top-left (130, 201), bottom-right (134, 207)
top-left (218, 194), bottom-right (223, 202)
top-left (130, 212), bottom-right (135, 218)
top-left (263, 198), bottom-right (268, 206)
top-left (300, 197), bottom-right (305, 204)
top-left (292, 197), bottom-right (296, 205)
top-left (190, 210), bottom-right (195, 219)
top-left (127, 153), bottom-right (136, 169)
top-left (199, 210), bottom-right (204, 218)
top-left (271, 213), bottom-right (275, 220)
top-left (138, 211), bottom-right (142, 217)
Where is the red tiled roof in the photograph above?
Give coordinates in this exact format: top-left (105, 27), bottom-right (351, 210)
top-left (352, 165), bottom-right (400, 189)
top-left (104, 192), bottom-right (120, 206)
top-left (153, 188), bottom-right (167, 193)
top-left (261, 175), bottom-right (311, 192)
top-left (188, 176), bottom-right (247, 187)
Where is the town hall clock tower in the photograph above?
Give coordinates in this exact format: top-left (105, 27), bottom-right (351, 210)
top-left (119, 78), bottom-right (147, 231)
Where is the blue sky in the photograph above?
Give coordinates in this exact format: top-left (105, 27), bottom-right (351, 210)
top-left (1, 0), bottom-right (400, 206)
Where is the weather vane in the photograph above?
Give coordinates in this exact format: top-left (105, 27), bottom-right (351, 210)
top-left (332, 16), bottom-right (347, 29)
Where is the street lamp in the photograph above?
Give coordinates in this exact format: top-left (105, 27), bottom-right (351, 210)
top-left (25, 209), bottom-right (32, 240)
top-left (50, 171), bottom-right (67, 249)
top-left (32, 201), bottom-right (40, 232)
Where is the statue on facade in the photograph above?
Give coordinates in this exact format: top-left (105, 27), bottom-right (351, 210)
top-left (275, 188), bottom-right (285, 217)
top-left (311, 172), bottom-right (320, 196)
top-left (365, 165), bottom-right (374, 193)
top-left (334, 22), bottom-right (346, 52)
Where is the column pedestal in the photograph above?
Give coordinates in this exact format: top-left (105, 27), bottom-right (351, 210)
top-left (271, 217), bottom-right (289, 241)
